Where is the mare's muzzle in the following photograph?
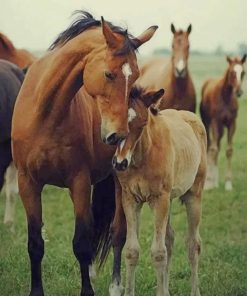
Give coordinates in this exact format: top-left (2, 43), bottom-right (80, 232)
top-left (103, 132), bottom-right (126, 146)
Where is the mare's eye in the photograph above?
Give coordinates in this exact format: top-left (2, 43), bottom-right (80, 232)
top-left (104, 71), bottom-right (116, 81)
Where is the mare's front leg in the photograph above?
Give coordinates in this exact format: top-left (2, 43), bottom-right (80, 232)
top-left (70, 172), bottom-right (94, 296)
top-left (122, 190), bottom-right (141, 296)
top-left (225, 120), bottom-right (236, 191)
top-left (151, 192), bottom-right (170, 296)
top-left (109, 177), bottom-right (126, 296)
top-left (18, 174), bottom-right (44, 296)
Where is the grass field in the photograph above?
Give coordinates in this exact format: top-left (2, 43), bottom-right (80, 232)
top-left (0, 55), bottom-right (247, 296)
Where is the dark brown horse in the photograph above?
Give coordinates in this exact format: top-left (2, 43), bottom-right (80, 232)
top-left (200, 54), bottom-right (246, 191)
top-left (11, 11), bottom-right (157, 296)
top-left (138, 23), bottom-right (196, 112)
top-left (0, 32), bottom-right (36, 68)
top-left (0, 60), bottom-right (25, 227)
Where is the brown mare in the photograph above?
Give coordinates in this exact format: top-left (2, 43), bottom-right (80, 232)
top-left (200, 54), bottom-right (246, 191)
top-left (138, 23), bottom-right (196, 112)
top-left (11, 11), bottom-right (157, 296)
top-left (0, 32), bottom-right (36, 229)
top-left (111, 87), bottom-right (207, 296)
top-left (0, 32), bottom-right (36, 68)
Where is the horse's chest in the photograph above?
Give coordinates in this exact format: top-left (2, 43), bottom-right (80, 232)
top-left (219, 107), bottom-right (237, 126)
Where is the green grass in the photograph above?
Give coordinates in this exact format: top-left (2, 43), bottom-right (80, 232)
top-left (0, 56), bottom-right (247, 295)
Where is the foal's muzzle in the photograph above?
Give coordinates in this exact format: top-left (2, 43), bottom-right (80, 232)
top-left (236, 89), bottom-right (243, 97)
top-left (175, 67), bottom-right (186, 78)
top-left (112, 156), bottom-right (128, 171)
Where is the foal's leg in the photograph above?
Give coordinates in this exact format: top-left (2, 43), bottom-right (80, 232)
top-left (205, 120), bottom-right (223, 189)
top-left (151, 192), bottom-right (170, 296)
top-left (70, 173), bottom-right (94, 296)
top-left (164, 213), bottom-right (175, 290)
top-left (4, 162), bottom-right (18, 230)
top-left (18, 174), bottom-right (44, 296)
top-left (183, 188), bottom-right (202, 296)
top-left (122, 192), bottom-right (141, 296)
top-left (225, 121), bottom-right (236, 191)
top-left (109, 179), bottom-right (126, 296)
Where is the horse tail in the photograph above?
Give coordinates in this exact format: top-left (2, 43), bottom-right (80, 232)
top-left (92, 173), bottom-right (115, 268)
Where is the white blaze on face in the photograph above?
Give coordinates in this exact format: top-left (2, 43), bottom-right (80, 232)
top-left (234, 64), bottom-right (243, 83)
top-left (122, 63), bottom-right (132, 100)
top-left (128, 108), bottom-right (137, 123)
top-left (176, 59), bottom-right (185, 72)
top-left (116, 138), bottom-right (132, 166)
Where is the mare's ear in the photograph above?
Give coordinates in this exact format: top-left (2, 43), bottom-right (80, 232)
top-left (101, 17), bottom-right (119, 49)
top-left (171, 23), bottom-right (176, 34)
top-left (187, 24), bottom-right (192, 35)
top-left (133, 26), bottom-right (158, 49)
top-left (0, 32), bottom-right (15, 51)
top-left (241, 54), bottom-right (247, 64)
top-left (143, 89), bottom-right (165, 108)
top-left (226, 55), bottom-right (233, 64)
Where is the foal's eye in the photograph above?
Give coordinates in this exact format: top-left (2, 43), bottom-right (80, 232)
top-left (104, 71), bottom-right (116, 81)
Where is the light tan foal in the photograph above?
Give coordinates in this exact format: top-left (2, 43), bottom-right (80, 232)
top-left (112, 87), bottom-right (207, 296)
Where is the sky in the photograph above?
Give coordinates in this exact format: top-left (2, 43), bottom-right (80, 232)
top-left (1, 0), bottom-right (246, 56)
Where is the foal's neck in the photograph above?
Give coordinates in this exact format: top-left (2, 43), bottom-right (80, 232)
top-left (221, 70), bottom-right (234, 102)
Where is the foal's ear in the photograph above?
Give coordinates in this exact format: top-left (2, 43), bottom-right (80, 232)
top-left (101, 17), bottom-right (119, 49)
top-left (0, 32), bottom-right (15, 51)
top-left (171, 23), bottom-right (176, 34)
top-left (241, 54), bottom-right (247, 64)
top-left (226, 55), bottom-right (233, 64)
top-left (143, 89), bottom-right (165, 108)
top-left (187, 24), bottom-right (192, 35)
top-left (133, 26), bottom-right (158, 49)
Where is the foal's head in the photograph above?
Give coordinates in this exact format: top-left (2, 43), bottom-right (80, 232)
top-left (112, 87), bottom-right (164, 171)
top-left (170, 23), bottom-right (192, 78)
top-left (226, 54), bottom-right (246, 97)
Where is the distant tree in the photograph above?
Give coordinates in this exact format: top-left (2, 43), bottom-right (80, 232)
top-left (215, 45), bottom-right (224, 56)
top-left (238, 43), bottom-right (247, 55)
top-left (153, 48), bottom-right (170, 56)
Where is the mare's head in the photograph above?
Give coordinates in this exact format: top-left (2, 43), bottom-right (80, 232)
top-left (50, 11), bottom-right (158, 145)
top-left (170, 23), bottom-right (192, 78)
top-left (226, 54), bottom-right (246, 97)
top-left (112, 87), bottom-right (164, 171)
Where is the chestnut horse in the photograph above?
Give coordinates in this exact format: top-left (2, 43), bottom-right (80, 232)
top-left (11, 11), bottom-right (157, 296)
top-left (138, 23), bottom-right (196, 112)
top-left (0, 32), bottom-right (36, 229)
top-left (0, 32), bottom-right (36, 68)
top-left (112, 87), bottom-right (206, 296)
top-left (200, 55), bottom-right (246, 191)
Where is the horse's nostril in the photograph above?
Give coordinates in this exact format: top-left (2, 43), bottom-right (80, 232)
top-left (105, 133), bottom-right (118, 145)
top-left (112, 156), bottom-right (117, 167)
top-left (121, 159), bottom-right (128, 170)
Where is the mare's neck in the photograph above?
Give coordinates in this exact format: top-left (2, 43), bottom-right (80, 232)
top-left (36, 28), bottom-right (104, 124)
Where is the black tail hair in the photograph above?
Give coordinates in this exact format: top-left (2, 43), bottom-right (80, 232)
top-left (92, 173), bottom-right (116, 268)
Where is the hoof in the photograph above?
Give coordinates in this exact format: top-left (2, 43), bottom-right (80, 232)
top-left (225, 180), bottom-right (233, 191)
top-left (29, 289), bottom-right (44, 296)
top-left (109, 282), bottom-right (124, 296)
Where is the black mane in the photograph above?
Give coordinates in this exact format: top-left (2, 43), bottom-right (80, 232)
top-left (49, 10), bottom-right (137, 55)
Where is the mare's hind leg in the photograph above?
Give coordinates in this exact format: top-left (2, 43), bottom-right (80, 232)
top-left (225, 121), bottom-right (236, 191)
top-left (70, 172), bottom-right (94, 296)
top-left (182, 183), bottom-right (203, 296)
top-left (18, 173), bottom-right (44, 296)
top-left (4, 162), bottom-right (18, 230)
top-left (151, 192), bottom-right (170, 296)
top-left (205, 120), bottom-right (223, 189)
top-left (109, 178), bottom-right (126, 296)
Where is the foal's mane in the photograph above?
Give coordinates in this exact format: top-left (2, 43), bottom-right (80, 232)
top-left (49, 10), bottom-right (137, 56)
top-left (129, 86), bottom-right (159, 116)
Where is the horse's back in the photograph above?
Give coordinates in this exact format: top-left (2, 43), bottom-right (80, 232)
top-left (0, 60), bottom-right (24, 142)
top-left (138, 56), bottom-right (170, 90)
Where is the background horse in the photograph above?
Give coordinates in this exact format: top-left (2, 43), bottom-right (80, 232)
top-left (0, 60), bottom-right (25, 228)
top-left (112, 87), bottom-right (207, 296)
top-left (0, 32), bottom-right (36, 68)
top-left (200, 54), bottom-right (246, 191)
top-left (0, 33), bottom-right (36, 230)
top-left (11, 11), bottom-right (157, 296)
top-left (138, 23), bottom-right (196, 112)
